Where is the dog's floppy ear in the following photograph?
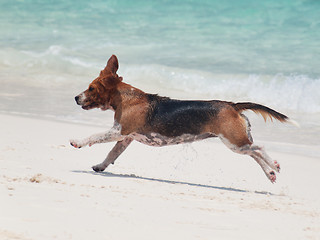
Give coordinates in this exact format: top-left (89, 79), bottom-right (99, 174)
top-left (104, 55), bottom-right (119, 74)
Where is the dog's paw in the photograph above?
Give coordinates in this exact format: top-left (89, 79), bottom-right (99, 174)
top-left (268, 171), bottom-right (277, 184)
top-left (92, 164), bottom-right (106, 172)
top-left (70, 139), bottom-right (83, 149)
top-left (274, 160), bottom-right (280, 173)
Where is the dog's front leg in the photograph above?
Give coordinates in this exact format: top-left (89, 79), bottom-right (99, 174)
top-left (92, 137), bottom-right (133, 172)
top-left (70, 123), bottom-right (123, 149)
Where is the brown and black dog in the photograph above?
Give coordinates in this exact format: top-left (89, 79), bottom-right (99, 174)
top-left (70, 55), bottom-right (295, 183)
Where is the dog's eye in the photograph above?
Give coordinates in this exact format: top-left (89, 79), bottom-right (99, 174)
top-left (89, 86), bottom-right (94, 92)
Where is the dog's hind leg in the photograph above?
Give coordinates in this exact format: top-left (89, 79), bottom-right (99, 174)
top-left (250, 145), bottom-right (280, 173)
top-left (217, 113), bottom-right (279, 183)
top-left (219, 135), bottom-right (278, 183)
top-left (239, 114), bottom-right (280, 173)
top-left (238, 144), bottom-right (278, 183)
top-left (92, 137), bottom-right (133, 172)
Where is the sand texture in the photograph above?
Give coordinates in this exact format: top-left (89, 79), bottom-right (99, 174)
top-left (0, 114), bottom-right (319, 240)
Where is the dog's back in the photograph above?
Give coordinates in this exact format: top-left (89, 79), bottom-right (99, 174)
top-left (144, 95), bottom-right (229, 137)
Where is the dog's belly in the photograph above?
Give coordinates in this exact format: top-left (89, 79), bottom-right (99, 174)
top-left (131, 132), bottom-right (216, 147)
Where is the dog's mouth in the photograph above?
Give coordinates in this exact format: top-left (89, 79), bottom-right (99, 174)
top-left (82, 104), bottom-right (95, 110)
top-left (75, 95), bottom-right (100, 110)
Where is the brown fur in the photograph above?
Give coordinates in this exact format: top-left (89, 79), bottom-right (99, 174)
top-left (232, 102), bottom-right (288, 122)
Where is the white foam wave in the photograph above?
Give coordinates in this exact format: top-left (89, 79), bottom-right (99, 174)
top-left (1, 48), bottom-right (319, 114)
top-left (22, 45), bottom-right (63, 57)
top-left (122, 65), bottom-right (320, 114)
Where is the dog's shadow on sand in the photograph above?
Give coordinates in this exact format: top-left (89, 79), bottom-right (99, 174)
top-left (73, 170), bottom-right (273, 196)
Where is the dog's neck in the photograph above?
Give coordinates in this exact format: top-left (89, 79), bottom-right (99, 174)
top-left (109, 82), bottom-right (146, 112)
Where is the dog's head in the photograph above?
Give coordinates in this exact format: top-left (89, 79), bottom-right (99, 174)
top-left (75, 55), bottom-right (123, 111)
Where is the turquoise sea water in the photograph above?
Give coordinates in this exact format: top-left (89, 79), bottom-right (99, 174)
top-left (1, 0), bottom-right (320, 75)
top-left (0, 0), bottom-right (319, 144)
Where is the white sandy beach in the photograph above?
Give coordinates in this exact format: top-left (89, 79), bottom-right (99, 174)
top-left (0, 113), bottom-right (319, 240)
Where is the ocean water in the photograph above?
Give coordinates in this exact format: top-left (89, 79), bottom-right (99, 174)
top-left (0, 0), bottom-right (319, 147)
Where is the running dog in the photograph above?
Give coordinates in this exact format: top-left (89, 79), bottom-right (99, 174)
top-left (70, 55), bottom-right (295, 183)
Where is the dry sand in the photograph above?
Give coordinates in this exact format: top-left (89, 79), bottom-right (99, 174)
top-left (0, 113), bottom-right (319, 239)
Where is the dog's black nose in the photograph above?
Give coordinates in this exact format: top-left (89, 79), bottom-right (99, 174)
top-left (75, 96), bottom-right (79, 104)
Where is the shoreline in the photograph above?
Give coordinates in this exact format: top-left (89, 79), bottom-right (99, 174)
top-left (1, 113), bottom-right (319, 239)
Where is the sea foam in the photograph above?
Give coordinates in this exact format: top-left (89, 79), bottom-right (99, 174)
top-left (1, 45), bottom-right (319, 115)
top-left (122, 65), bottom-right (320, 114)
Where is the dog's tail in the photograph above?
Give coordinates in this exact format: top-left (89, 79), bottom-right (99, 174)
top-left (232, 102), bottom-right (299, 126)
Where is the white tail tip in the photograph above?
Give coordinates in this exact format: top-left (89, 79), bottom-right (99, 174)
top-left (287, 119), bottom-right (300, 128)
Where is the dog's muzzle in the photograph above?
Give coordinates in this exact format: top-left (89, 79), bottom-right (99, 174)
top-left (75, 92), bottom-right (86, 105)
